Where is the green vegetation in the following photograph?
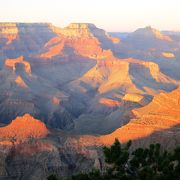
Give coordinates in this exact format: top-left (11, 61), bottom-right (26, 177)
top-left (47, 175), bottom-right (59, 180)
top-left (47, 139), bottom-right (180, 180)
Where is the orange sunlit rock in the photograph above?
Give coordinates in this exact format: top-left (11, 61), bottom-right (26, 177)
top-left (123, 93), bottom-right (144, 103)
top-left (111, 37), bottom-right (120, 44)
top-left (40, 38), bottom-right (65, 58)
top-left (40, 23), bottom-right (115, 59)
top-left (51, 23), bottom-right (97, 38)
top-left (68, 38), bottom-right (102, 59)
top-left (100, 88), bottom-right (180, 145)
top-left (99, 98), bottom-right (121, 107)
top-left (0, 140), bottom-right (13, 146)
top-left (0, 23), bottom-right (18, 44)
top-left (15, 76), bottom-right (28, 88)
top-left (78, 88), bottom-right (180, 147)
top-left (40, 35), bottom-right (113, 59)
top-left (83, 59), bottom-right (142, 94)
top-left (152, 28), bottom-right (172, 41)
top-left (5, 35), bottom-right (17, 44)
top-left (5, 56), bottom-right (31, 74)
top-left (162, 52), bottom-right (175, 58)
top-left (52, 96), bottom-right (61, 105)
top-left (127, 58), bottom-right (177, 83)
top-left (0, 114), bottom-right (49, 143)
top-left (44, 36), bottom-right (62, 48)
top-left (82, 57), bottom-right (178, 97)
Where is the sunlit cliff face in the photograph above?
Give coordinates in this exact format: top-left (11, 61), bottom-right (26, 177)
top-left (15, 76), bottom-right (28, 88)
top-left (0, 23), bottom-right (18, 44)
top-left (162, 52), bottom-right (175, 58)
top-left (5, 56), bottom-right (31, 74)
top-left (39, 23), bottom-right (117, 59)
top-left (99, 98), bottom-right (121, 107)
top-left (100, 88), bottom-right (180, 145)
top-left (77, 88), bottom-right (180, 147)
top-left (0, 114), bottom-right (49, 144)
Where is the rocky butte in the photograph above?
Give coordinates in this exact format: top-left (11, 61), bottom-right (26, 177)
top-left (0, 114), bottom-right (49, 144)
top-left (5, 56), bottom-right (31, 74)
top-left (40, 23), bottom-right (115, 59)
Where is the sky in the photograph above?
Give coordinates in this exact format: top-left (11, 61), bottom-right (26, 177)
top-left (0, 0), bottom-right (180, 32)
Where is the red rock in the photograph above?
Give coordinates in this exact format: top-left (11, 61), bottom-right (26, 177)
top-left (0, 114), bottom-right (49, 143)
top-left (40, 23), bottom-right (114, 59)
top-left (0, 23), bottom-right (18, 44)
top-left (5, 56), bottom-right (31, 74)
top-left (99, 98), bottom-right (121, 107)
top-left (100, 88), bottom-right (180, 145)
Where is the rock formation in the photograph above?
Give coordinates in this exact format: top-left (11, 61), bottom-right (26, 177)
top-left (100, 88), bottom-right (180, 145)
top-left (0, 23), bottom-right (18, 44)
top-left (0, 22), bottom-right (179, 134)
top-left (162, 52), bottom-right (175, 58)
top-left (5, 56), bottom-right (31, 74)
top-left (122, 93), bottom-right (144, 103)
top-left (15, 76), bottom-right (28, 88)
top-left (40, 23), bottom-right (115, 59)
top-left (0, 22), bottom-right (180, 180)
top-left (127, 26), bottom-right (172, 42)
top-left (0, 114), bottom-right (49, 144)
top-left (99, 98), bottom-right (121, 107)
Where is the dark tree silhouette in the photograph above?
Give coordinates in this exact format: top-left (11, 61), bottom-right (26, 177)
top-left (48, 139), bottom-right (180, 180)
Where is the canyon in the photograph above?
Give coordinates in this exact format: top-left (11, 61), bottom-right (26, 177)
top-left (0, 22), bottom-right (180, 179)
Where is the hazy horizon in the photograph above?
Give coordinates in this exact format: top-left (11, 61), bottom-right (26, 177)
top-left (0, 0), bottom-right (180, 32)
